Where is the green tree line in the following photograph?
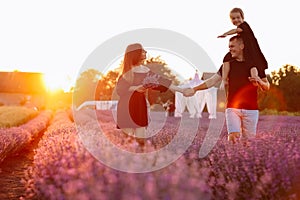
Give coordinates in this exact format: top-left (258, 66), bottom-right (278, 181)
top-left (258, 64), bottom-right (300, 112)
top-left (74, 61), bottom-right (300, 112)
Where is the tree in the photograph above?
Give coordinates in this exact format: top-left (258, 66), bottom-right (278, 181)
top-left (258, 78), bottom-right (287, 111)
top-left (259, 64), bottom-right (300, 112)
top-left (95, 69), bottom-right (120, 101)
top-left (73, 69), bottom-right (102, 107)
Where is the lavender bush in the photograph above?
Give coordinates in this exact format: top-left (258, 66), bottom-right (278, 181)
top-left (23, 110), bottom-right (300, 199)
top-left (0, 111), bottom-right (52, 163)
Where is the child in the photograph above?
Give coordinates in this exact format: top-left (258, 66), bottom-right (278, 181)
top-left (218, 8), bottom-right (268, 87)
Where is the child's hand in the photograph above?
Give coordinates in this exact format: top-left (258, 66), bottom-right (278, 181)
top-left (218, 34), bottom-right (226, 38)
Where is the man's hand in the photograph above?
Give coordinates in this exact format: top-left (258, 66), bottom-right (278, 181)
top-left (183, 88), bottom-right (195, 97)
top-left (248, 76), bottom-right (270, 91)
top-left (248, 76), bottom-right (260, 86)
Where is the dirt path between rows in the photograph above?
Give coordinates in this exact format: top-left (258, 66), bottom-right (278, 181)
top-left (0, 134), bottom-right (42, 200)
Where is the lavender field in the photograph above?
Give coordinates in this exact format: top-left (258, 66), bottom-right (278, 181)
top-left (2, 109), bottom-right (300, 199)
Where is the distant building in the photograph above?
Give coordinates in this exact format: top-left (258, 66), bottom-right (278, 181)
top-left (0, 71), bottom-right (46, 109)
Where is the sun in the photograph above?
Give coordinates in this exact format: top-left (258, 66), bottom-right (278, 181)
top-left (43, 73), bottom-right (72, 93)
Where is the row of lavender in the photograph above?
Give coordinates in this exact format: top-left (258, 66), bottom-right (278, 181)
top-left (24, 110), bottom-right (300, 199)
top-left (0, 111), bottom-right (52, 163)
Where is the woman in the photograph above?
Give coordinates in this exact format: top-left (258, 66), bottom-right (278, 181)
top-left (116, 43), bottom-right (183, 146)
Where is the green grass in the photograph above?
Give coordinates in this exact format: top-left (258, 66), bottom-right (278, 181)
top-left (260, 109), bottom-right (300, 116)
top-left (0, 106), bottom-right (38, 128)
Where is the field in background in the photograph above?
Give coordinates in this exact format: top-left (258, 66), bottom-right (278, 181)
top-left (0, 106), bottom-right (38, 128)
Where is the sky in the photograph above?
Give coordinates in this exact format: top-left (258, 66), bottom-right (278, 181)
top-left (0, 0), bottom-right (299, 91)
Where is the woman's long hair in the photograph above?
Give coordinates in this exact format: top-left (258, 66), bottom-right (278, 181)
top-left (120, 43), bottom-right (144, 83)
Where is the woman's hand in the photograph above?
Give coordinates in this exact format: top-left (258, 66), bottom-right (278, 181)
top-left (183, 88), bottom-right (195, 97)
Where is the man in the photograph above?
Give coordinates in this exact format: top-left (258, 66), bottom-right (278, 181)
top-left (184, 35), bottom-right (270, 144)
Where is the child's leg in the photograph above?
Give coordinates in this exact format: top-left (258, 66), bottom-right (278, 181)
top-left (250, 67), bottom-right (258, 78)
top-left (250, 67), bottom-right (258, 86)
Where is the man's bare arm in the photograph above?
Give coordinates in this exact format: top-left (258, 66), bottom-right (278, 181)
top-left (195, 73), bottom-right (222, 90)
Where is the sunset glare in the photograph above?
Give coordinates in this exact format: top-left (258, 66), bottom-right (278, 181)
top-left (43, 73), bottom-right (72, 93)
